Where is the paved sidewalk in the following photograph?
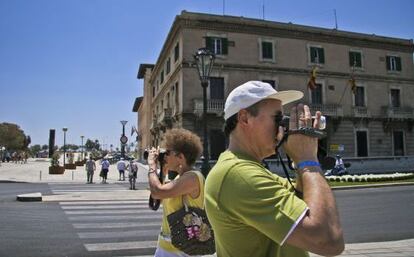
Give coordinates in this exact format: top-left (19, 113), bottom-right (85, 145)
top-left (2, 159), bottom-right (413, 256)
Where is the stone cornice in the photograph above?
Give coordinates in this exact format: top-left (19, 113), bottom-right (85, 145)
top-left (182, 61), bottom-right (414, 84)
top-left (179, 11), bottom-right (414, 53)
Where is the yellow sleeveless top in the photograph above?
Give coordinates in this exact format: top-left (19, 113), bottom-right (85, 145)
top-left (158, 170), bottom-right (205, 253)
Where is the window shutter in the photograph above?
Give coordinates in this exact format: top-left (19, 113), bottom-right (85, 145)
top-left (386, 56), bottom-right (391, 70)
top-left (356, 53), bottom-right (362, 67)
top-left (205, 37), bottom-right (213, 52)
top-left (396, 57), bottom-right (402, 71)
top-left (221, 38), bottom-right (228, 55)
top-left (319, 48), bottom-right (325, 64)
top-left (349, 52), bottom-right (354, 67)
top-left (310, 48), bottom-right (317, 63)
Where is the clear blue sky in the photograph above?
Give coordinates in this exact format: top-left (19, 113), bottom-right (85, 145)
top-left (1, 0), bottom-right (413, 148)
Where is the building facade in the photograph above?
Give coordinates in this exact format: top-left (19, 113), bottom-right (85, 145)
top-left (135, 11), bottom-right (414, 163)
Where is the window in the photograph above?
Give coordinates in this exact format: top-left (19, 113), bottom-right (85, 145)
top-left (210, 129), bottom-right (226, 160)
top-left (356, 130), bottom-right (368, 157)
top-left (311, 83), bottom-right (323, 104)
top-left (309, 46), bottom-right (325, 64)
top-left (174, 42), bottom-right (179, 62)
top-left (262, 80), bottom-right (276, 89)
top-left (349, 51), bottom-right (362, 68)
top-left (354, 86), bottom-right (365, 107)
top-left (393, 131), bottom-right (405, 156)
top-left (166, 58), bottom-right (171, 75)
top-left (152, 85), bottom-right (155, 98)
top-left (166, 93), bottom-right (170, 108)
top-left (386, 56), bottom-right (402, 71)
top-left (209, 77), bottom-right (225, 99)
top-left (175, 82), bottom-right (179, 106)
top-left (160, 70), bottom-right (164, 84)
top-left (390, 89), bottom-right (401, 108)
top-left (206, 37), bottom-right (228, 55)
top-left (262, 41), bottom-right (273, 60)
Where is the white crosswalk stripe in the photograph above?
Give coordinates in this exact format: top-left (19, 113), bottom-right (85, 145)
top-left (52, 183), bottom-right (162, 256)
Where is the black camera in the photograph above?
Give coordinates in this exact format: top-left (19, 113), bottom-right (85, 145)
top-left (143, 148), bottom-right (167, 164)
top-left (274, 114), bottom-right (326, 131)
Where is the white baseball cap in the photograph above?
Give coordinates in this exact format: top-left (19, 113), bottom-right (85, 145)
top-left (224, 81), bottom-right (303, 120)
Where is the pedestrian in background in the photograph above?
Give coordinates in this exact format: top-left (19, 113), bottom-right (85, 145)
top-left (147, 128), bottom-right (205, 257)
top-left (100, 157), bottom-right (110, 184)
top-left (128, 159), bottom-right (138, 190)
top-left (85, 157), bottom-right (96, 184)
top-left (205, 81), bottom-right (344, 257)
top-left (116, 158), bottom-right (127, 181)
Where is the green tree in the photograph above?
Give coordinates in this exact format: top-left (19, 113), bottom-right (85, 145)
top-left (61, 144), bottom-right (79, 151)
top-left (30, 144), bottom-right (42, 156)
top-left (0, 123), bottom-right (27, 150)
top-left (85, 139), bottom-right (100, 151)
top-left (41, 144), bottom-right (49, 150)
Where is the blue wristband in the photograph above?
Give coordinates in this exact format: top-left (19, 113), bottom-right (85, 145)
top-left (296, 161), bottom-right (320, 170)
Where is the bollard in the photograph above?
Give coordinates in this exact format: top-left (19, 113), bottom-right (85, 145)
top-left (40, 170), bottom-right (42, 181)
top-left (72, 170), bottom-right (74, 180)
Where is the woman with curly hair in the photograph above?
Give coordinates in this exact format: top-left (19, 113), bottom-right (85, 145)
top-left (147, 128), bottom-right (207, 257)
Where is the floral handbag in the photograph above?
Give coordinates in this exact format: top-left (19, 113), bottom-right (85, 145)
top-left (167, 197), bottom-right (215, 255)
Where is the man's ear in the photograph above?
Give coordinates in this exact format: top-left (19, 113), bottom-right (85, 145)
top-left (237, 110), bottom-right (250, 125)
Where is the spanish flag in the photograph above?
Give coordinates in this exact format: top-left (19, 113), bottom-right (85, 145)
top-left (349, 77), bottom-right (357, 94)
top-left (307, 67), bottom-right (317, 90)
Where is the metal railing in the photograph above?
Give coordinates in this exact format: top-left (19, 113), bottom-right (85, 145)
top-left (193, 99), bottom-right (225, 116)
top-left (308, 103), bottom-right (344, 117)
top-left (352, 106), bottom-right (371, 117)
top-left (381, 106), bottom-right (414, 119)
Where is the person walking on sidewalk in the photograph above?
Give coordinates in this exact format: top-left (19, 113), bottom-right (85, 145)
top-left (147, 128), bottom-right (206, 257)
top-left (85, 157), bottom-right (96, 184)
top-left (205, 81), bottom-right (344, 257)
top-left (128, 159), bottom-right (138, 190)
top-left (100, 157), bottom-right (110, 184)
top-left (116, 158), bottom-right (127, 181)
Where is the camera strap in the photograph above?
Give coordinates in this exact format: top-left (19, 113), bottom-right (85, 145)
top-left (149, 160), bottom-right (164, 211)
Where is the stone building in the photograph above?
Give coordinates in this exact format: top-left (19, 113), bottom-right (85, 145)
top-left (134, 11), bottom-right (414, 165)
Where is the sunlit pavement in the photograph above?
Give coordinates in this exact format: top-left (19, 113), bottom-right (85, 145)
top-left (1, 159), bottom-right (413, 256)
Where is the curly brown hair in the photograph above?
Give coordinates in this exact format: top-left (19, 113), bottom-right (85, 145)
top-left (163, 128), bottom-right (203, 166)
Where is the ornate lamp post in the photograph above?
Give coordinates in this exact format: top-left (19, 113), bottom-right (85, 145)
top-left (80, 135), bottom-right (84, 160)
top-left (194, 48), bottom-right (215, 177)
top-left (120, 120), bottom-right (128, 158)
top-left (62, 127), bottom-right (68, 167)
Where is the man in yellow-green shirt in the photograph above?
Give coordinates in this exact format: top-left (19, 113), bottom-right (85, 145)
top-left (205, 81), bottom-right (344, 257)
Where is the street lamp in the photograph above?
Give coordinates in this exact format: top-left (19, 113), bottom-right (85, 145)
top-left (120, 120), bottom-right (128, 158)
top-left (194, 48), bottom-right (215, 177)
top-left (80, 135), bottom-right (84, 160)
top-left (62, 127), bottom-right (68, 167)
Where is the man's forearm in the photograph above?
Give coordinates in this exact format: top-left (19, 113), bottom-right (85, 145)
top-left (299, 167), bottom-right (343, 242)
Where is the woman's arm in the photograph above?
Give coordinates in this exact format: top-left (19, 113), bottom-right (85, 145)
top-left (148, 171), bottom-right (199, 199)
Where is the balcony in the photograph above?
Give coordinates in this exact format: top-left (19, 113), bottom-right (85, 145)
top-left (352, 106), bottom-right (371, 118)
top-left (158, 108), bottom-right (173, 128)
top-left (193, 99), bottom-right (225, 117)
top-left (158, 108), bottom-right (172, 122)
top-left (308, 103), bottom-right (343, 117)
top-left (382, 106), bottom-right (414, 119)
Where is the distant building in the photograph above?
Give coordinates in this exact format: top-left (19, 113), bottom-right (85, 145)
top-left (133, 11), bottom-right (414, 162)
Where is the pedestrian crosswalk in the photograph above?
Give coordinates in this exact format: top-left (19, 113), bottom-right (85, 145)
top-left (51, 183), bottom-right (163, 256)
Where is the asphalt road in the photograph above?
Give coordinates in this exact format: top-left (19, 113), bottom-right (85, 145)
top-left (335, 185), bottom-right (414, 243)
top-left (0, 182), bottom-right (413, 256)
top-left (0, 182), bottom-right (86, 257)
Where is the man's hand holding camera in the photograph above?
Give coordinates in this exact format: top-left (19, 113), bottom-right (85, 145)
top-left (279, 104), bottom-right (322, 166)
